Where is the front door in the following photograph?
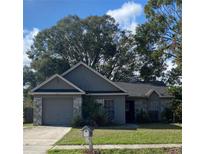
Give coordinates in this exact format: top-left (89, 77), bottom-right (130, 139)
top-left (125, 100), bottom-right (135, 123)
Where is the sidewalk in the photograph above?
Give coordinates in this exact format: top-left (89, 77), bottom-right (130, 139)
top-left (52, 144), bottom-right (182, 150)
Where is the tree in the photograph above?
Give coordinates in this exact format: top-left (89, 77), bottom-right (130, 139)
top-left (168, 86), bottom-right (182, 122)
top-left (134, 0), bottom-right (182, 83)
top-left (166, 66), bottom-right (182, 85)
top-left (134, 22), bottom-right (167, 81)
top-left (23, 66), bottom-right (36, 108)
top-left (23, 65), bottom-right (36, 87)
top-left (27, 15), bottom-right (136, 83)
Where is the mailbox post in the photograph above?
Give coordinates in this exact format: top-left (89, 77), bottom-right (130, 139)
top-left (81, 126), bottom-right (94, 152)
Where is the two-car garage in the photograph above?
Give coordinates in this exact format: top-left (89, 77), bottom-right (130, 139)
top-left (42, 96), bottom-right (73, 126)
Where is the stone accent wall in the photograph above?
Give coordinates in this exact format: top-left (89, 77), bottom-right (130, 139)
top-left (33, 97), bottom-right (42, 125)
top-left (134, 95), bottom-right (172, 121)
top-left (73, 96), bottom-right (82, 118)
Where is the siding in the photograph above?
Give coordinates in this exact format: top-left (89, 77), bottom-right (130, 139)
top-left (63, 65), bottom-right (121, 92)
top-left (39, 77), bottom-right (76, 90)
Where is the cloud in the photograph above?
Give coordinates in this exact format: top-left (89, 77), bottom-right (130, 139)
top-left (107, 1), bottom-right (143, 33)
top-left (23, 28), bottom-right (39, 66)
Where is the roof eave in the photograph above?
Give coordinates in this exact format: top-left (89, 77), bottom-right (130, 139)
top-left (30, 92), bottom-right (85, 95)
top-left (127, 95), bottom-right (174, 98)
top-left (86, 92), bottom-right (128, 96)
top-left (31, 74), bottom-right (85, 94)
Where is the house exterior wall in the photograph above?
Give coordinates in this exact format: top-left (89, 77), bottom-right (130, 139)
top-left (33, 94), bottom-right (125, 125)
top-left (63, 65), bottom-right (120, 92)
top-left (39, 77), bottom-right (76, 90)
top-left (92, 95), bottom-right (126, 124)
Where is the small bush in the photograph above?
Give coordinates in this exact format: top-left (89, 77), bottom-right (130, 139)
top-left (81, 96), bottom-right (110, 127)
top-left (161, 105), bottom-right (182, 123)
top-left (71, 116), bottom-right (85, 127)
top-left (136, 109), bottom-right (150, 123)
top-left (23, 107), bottom-right (33, 123)
top-left (168, 86), bottom-right (182, 123)
top-left (174, 103), bottom-right (182, 123)
top-left (93, 108), bottom-right (109, 126)
top-left (161, 108), bottom-right (173, 123)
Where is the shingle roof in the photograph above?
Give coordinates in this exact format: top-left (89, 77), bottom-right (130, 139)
top-left (115, 82), bottom-right (172, 98)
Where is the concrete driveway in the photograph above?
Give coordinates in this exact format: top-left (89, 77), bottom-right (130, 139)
top-left (24, 126), bottom-right (71, 154)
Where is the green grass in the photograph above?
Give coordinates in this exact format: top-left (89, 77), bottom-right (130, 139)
top-left (23, 123), bottom-right (34, 128)
top-left (56, 123), bottom-right (182, 145)
top-left (48, 148), bottom-right (182, 154)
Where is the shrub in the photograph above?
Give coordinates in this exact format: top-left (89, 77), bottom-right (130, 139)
top-left (174, 103), bottom-right (182, 123)
top-left (168, 86), bottom-right (182, 123)
top-left (93, 107), bottom-right (109, 126)
top-left (71, 116), bottom-right (85, 127)
top-left (161, 104), bottom-right (182, 123)
top-left (161, 108), bottom-right (173, 123)
top-left (82, 96), bottom-right (109, 127)
top-left (23, 107), bottom-right (33, 123)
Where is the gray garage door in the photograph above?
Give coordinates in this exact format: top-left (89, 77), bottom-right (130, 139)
top-left (42, 97), bottom-right (73, 126)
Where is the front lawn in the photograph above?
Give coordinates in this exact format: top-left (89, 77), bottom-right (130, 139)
top-left (23, 123), bottom-right (34, 128)
top-left (56, 123), bottom-right (182, 145)
top-left (48, 148), bottom-right (182, 154)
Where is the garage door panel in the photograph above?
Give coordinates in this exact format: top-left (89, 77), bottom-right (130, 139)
top-left (43, 97), bottom-right (73, 126)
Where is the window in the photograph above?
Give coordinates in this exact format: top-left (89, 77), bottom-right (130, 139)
top-left (96, 99), bottom-right (104, 106)
top-left (104, 99), bottom-right (114, 121)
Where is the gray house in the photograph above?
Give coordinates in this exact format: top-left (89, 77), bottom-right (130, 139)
top-left (31, 62), bottom-right (173, 126)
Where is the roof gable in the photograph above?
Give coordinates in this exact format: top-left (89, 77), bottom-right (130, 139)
top-left (31, 74), bottom-right (85, 94)
top-left (145, 90), bottom-right (161, 97)
top-left (62, 62), bottom-right (127, 93)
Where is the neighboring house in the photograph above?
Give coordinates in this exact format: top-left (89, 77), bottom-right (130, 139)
top-left (31, 62), bottom-right (173, 126)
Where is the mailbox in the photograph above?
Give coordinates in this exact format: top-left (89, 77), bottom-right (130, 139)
top-left (81, 125), bottom-right (93, 137)
top-left (81, 125), bottom-right (94, 151)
